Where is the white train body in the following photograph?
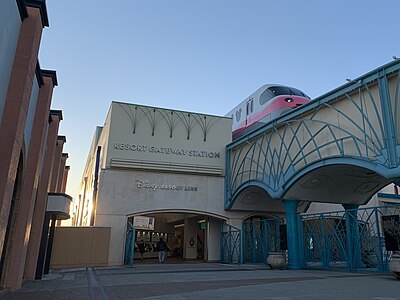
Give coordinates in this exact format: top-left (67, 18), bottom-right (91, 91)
top-left (226, 84), bottom-right (311, 139)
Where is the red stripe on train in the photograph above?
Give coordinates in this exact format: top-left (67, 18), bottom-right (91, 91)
top-left (232, 96), bottom-right (309, 137)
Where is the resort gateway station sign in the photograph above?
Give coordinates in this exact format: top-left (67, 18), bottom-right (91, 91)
top-left (114, 142), bottom-right (221, 159)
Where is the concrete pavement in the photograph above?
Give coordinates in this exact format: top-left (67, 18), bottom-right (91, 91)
top-left (2, 262), bottom-right (399, 299)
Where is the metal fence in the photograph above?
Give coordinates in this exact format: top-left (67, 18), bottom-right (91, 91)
top-left (300, 205), bottom-right (400, 272)
top-left (243, 217), bottom-right (285, 264)
top-left (239, 205), bottom-right (399, 272)
top-left (221, 222), bottom-right (241, 264)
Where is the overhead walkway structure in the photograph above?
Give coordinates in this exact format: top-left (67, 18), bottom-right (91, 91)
top-left (225, 60), bottom-right (400, 269)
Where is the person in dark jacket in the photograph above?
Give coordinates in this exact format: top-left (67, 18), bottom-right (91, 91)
top-left (157, 237), bottom-right (168, 263)
top-left (138, 240), bottom-right (145, 261)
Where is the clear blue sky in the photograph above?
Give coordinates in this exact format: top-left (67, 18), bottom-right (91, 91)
top-left (38, 0), bottom-right (400, 198)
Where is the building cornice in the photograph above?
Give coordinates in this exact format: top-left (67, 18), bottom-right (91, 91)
top-left (25, 0), bottom-right (49, 27)
top-left (111, 100), bottom-right (231, 120)
top-left (47, 192), bottom-right (73, 201)
top-left (49, 110), bottom-right (63, 122)
top-left (41, 70), bottom-right (58, 86)
top-left (16, 0), bottom-right (28, 21)
top-left (57, 135), bottom-right (67, 143)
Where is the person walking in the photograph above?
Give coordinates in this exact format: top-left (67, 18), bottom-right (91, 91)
top-left (157, 237), bottom-right (168, 263)
top-left (138, 240), bottom-right (145, 262)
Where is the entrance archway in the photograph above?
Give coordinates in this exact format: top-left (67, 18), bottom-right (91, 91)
top-left (124, 211), bottom-right (226, 264)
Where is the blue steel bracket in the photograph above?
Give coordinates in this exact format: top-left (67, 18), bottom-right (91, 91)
top-left (378, 72), bottom-right (397, 168)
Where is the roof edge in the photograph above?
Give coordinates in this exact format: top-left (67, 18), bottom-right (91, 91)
top-left (25, 0), bottom-right (49, 27)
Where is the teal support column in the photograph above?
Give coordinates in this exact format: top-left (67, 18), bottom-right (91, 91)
top-left (343, 204), bottom-right (360, 270)
top-left (283, 200), bottom-right (301, 269)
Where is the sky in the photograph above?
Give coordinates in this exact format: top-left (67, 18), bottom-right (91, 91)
top-left (38, 0), bottom-right (400, 199)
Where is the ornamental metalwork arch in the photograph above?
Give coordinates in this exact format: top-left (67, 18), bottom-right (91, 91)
top-left (226, 60), bottom-right (400, 209)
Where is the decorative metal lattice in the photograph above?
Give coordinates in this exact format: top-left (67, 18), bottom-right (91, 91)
top-left (243, 217), bottom-right (285, 263)
top-left (300, 204), bottom-right (400, 272)
top-left (116, 103), bottom-right (218, 140)
top-left (226, 61), bottom-right (400, 209)
top-left (221, 223), bottom-right (241, 264)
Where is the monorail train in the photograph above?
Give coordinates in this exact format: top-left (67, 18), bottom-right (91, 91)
top-left (227, 84), bottom-right (311, 139)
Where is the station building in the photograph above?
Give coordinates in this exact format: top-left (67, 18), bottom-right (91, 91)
top-left (75, 96), bottom-right (400, 267)
top-left (74, 101), bottom-right (253, 264)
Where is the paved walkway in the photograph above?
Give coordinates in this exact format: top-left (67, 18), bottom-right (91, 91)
top-left (2, 263), bottom-right (400, 299)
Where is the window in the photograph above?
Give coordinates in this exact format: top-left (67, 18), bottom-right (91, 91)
top-left (259, 88), bottom-right (275, 105)
top-left (260, 86), bottom-right (309, 105)
top-left (235, 108), bottom-right (242, 122)
top-left (246, 99), bottom-right (254, 115)
top-left (288, 87), bottom-right (310, 98)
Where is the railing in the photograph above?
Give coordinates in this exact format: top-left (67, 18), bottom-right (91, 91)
top-left (243, 217), bottom-right (285, 264)
top-left (225, 60), bottom-right (400, 210)
top-left (300, 204), bottom-right (400, 272)
top-left (221, 223), bottom-right (241, 264)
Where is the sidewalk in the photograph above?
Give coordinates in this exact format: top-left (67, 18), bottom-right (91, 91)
top-left (2, 263), bottom-right (399, 299)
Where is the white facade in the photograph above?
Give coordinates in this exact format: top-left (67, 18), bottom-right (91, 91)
top-left (75, 102), bottom-right (250, 266)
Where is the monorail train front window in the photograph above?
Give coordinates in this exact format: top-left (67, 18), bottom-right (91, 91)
top-left (259, 86), bottom-right (288, 105)
top-left (288, 87), bottom-right (310, 99)
top-left (260, 86), bottom-right (309, 105)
